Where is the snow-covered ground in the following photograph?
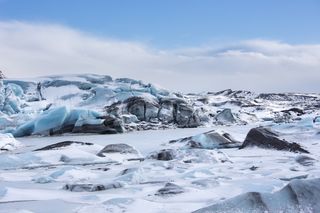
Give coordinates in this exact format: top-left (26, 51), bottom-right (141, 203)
top-left (0, 120), bottom-right (320, 212)
top-left (1, 74), bottom-right (320, 212)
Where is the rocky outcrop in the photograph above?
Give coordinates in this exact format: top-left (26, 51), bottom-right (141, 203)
top-left (125, 97), bottom-right (160, 121)
top-left (193, 178), bottom-right (320, 213)
top-left (240, 127), bottom-right (309, 153)
top-left (106, 96), bottom-right (201, 128)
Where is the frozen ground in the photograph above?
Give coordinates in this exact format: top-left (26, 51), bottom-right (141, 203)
top-left (1, 74), bottom-right (320, 212)
top-left (0, 120), bottom-right (320, 212)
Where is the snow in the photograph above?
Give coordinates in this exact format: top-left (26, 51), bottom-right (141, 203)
top-left (0, 74), bottom-right (320, 212)
top-left (0, 122), bottom-right (319, 212)
top-left (0, 133), bottom-right (22, 151)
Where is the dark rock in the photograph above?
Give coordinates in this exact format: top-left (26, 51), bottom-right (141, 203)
top-left (72, 124), bottom-right (119, 134)
top-left (240, 127), bottom-right (309, 153)
top-left (34, 141), bottom-right (93, 151)
top-left (125, 97), bottom-right (160, 121)
top-left (281, 108), bottom-right (304, 116)
top-left (175, 104), bottom-right (201, 127)
top-left (97, 143), bottom-right (138, 157)
top-left (63, 183), bottom-right (106, 192)
top-left (313, 116), bottom-right (320, 123)
top-left (249, 166), bottom-right (258, 171)
top-left (193, 178), bottom-right (320, 213)
top-left (155, 183), bottom-right (184, 196)
top-left (149, 149), bottom-right (176, 161)
top-left (63, 182), bottom-right (123, 192)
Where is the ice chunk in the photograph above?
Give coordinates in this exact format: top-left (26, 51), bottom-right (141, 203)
top-left (13, 106), bottom-right (104, 137)
top-left (0, 133), bottom-right (22, 151)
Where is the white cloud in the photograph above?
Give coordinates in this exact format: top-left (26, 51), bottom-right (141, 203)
top-left (0, 21), bottom-right (319, 93)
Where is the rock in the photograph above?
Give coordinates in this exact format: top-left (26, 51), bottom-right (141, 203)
top-left (34, 141), bottom-right (93, 151)
top-left (214, 108), bottom-right (236, 124)
top-left (313, 116), bottom-right (320, 123)
top-left (281, 108), bottom-right (304, 116)
top-left (72, 124), bottom-right (119, 134)
top-left (97, 143), bottom-right (138, 157)
top-left (193, 178), bottom-right (320, 213)
top-left (170, 130), bottom-right (241, 149)
top-left (155, 183), bottom-right (184, 196)
top-left (125, 97), bottom-right (159, 121)
top-left (103, 115), bottom-right (124, 133)
top-left (175, 104), bottom-right (201, 127)
top-left (158, 100), bottom-right (175, 123)
top-left (63, 182), bottom-right (123, 192)
top-left (240, 127), bottom-right (309, 153)
top-left (149, 149), bottom-right (176, 161)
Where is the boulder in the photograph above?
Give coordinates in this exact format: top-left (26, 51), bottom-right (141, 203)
top-left (155, 183), bottom-right (184, 196)
top-left (63, 182), bottom-right (123, 192)
top-left (149, 149), bottom-right (176, 161)
top-left (97, 143), bottom-right (138, 157)
top-left (281, 108), bottom-right (304, 116)
top-left (240, 127), bottom-right (309, 153)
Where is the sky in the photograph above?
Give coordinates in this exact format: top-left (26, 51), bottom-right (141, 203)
top-left (0, 0), bottom-right (319, 92)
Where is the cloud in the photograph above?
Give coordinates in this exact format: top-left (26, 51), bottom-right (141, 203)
top-left (0, 21), bottom-right (319, 93)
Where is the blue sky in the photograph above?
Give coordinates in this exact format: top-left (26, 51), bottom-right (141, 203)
top-left (0, 0), bottom-right (319, 47)
top-left (0, 0), bottom-right (319, 92)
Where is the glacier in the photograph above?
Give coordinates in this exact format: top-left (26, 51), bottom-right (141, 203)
top-left (0, 74), bottom-right (320, 212)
